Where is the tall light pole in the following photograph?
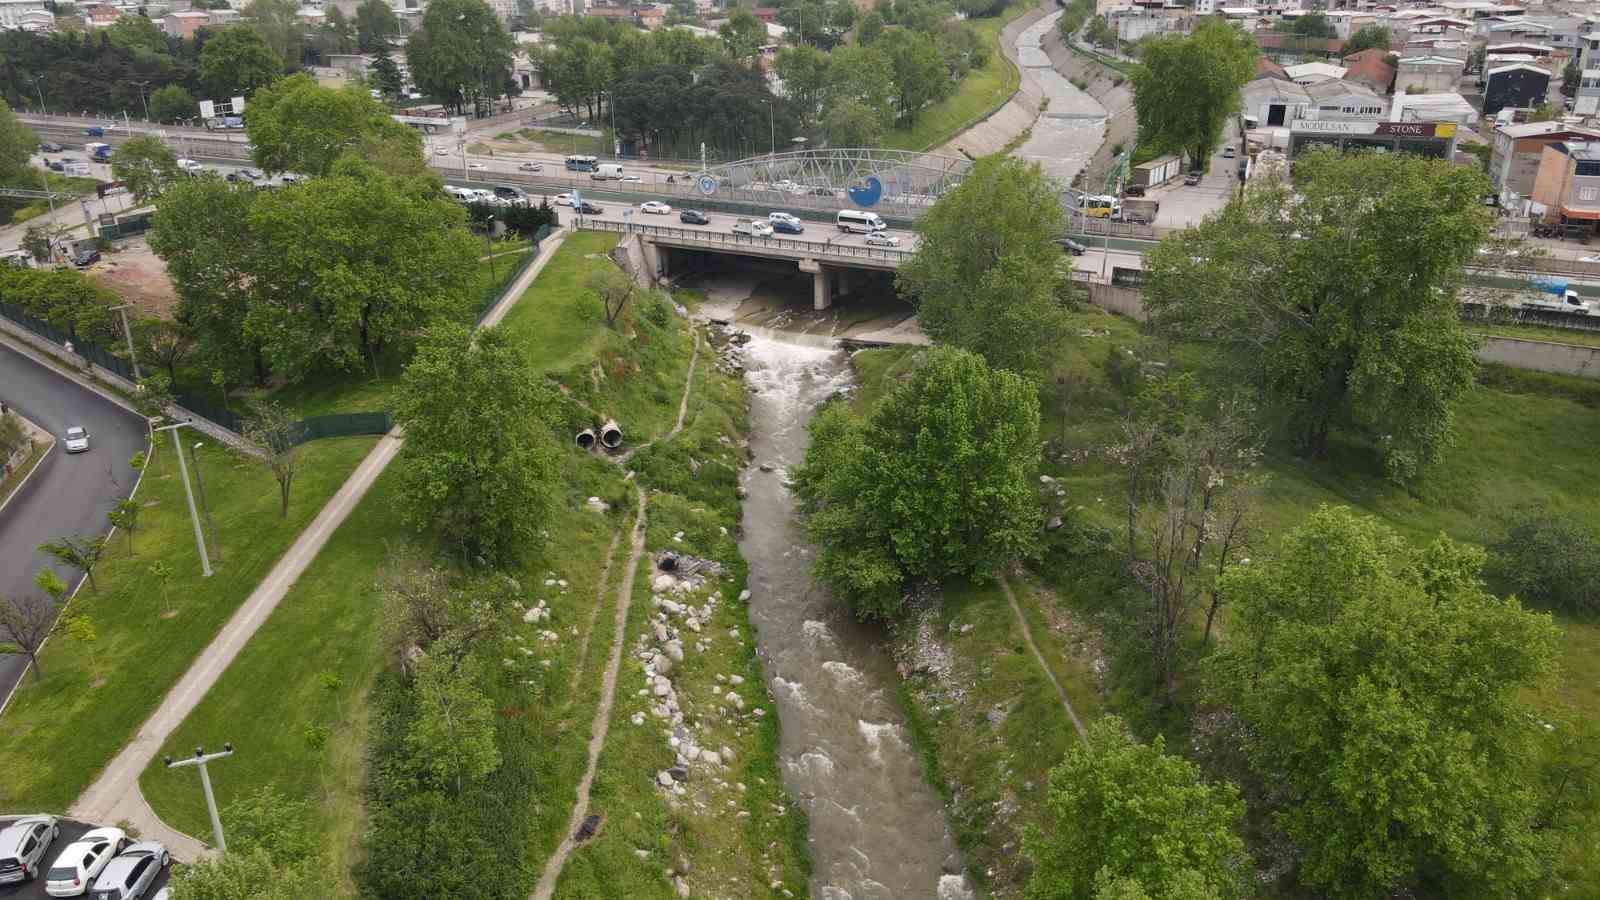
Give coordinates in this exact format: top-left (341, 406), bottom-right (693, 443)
top-left (153, 420), bottom-right (212, 577)
top-left (28, 74), bottom-right (45, 115)
top-left (165, 744), bottom-right (234, 852)
top-left (189, 441), bottom-right (219, 562)
top-left (108, 304), bottom-right (141, 380)
top-left (766, 100), bottom-right (775, 157)
top-left (132, 80), bottom-right (151, 123)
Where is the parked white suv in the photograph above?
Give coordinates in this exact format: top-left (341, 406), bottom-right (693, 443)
top-left (88, 841), bottom-right (168, 900)
top-left (45, 827), bottom-right (128, 897)
top-left (0, 815), bottom-right (60, 885)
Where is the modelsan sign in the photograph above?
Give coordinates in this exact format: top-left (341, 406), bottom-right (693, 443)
top-left (1293, 120), bottom-right (1457, 138)
top-left (1294, 120), bottom-right (1379, 135)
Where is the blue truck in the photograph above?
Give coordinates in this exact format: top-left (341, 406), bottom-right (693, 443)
top-left (85, 142), bottom-right (113, 162)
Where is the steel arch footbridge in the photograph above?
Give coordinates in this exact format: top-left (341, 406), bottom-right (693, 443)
top-left (655, 148), bottom-right (973, 219)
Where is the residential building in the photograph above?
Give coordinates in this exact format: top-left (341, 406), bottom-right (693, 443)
top-left (1304, 79), bottom-right (1386, 120)
top-left (1578, 68), bottom-right (1600, 116)
top-left (161, 9), bottom-right (210, 36)
top-left (1395, 55), bottom-right (1467, 93)
top-left (1439, 1), bottom-right (1523, 21)
top-left (1490, 120), bottom-right (1600, 197)
top-left (1286, 61), bottom-right (1349, 84)
top-left (0, 0), bottom-right (50, 28)
top-left (80, 2), bottom-right (122, 26)
top-left (1484, 63), bottom-right (1553, 114)
top-left (1480, 15), bottom-right (1588, 53)
top-left (1342, 47), bottom-right (1396, 93)
top-left (1388, 90), bottom-right (1479, 128)
top-left (1530, 141), bottom-right (1600, 232)
top-left (1486, 41), bottom-right (1556, 59)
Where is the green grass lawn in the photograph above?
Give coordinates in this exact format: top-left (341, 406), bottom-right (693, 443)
top-left (0, 435), bottom-right (376, 815)
top-left (498, 231), bottom-right (620, 374)
top-left (1471, 322), bottom-right (1600, 349)
top-left (7, 171), bottom-right (101, 224)
top-left (0, 438), bottom-right (47, 508)
top-left (882, 5), bottom-right (1028, 152)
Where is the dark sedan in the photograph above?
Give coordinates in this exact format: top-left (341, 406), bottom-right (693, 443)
top-left (679, 209), bottom-right (710, 225)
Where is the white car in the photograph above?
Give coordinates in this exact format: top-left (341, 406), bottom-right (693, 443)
top-left (518, 161), bottom-right (542, 172)
top-left (87, 842), bottom-right (167, 900)
top-left (63, 426), bottom-right (90, 454)
top-left (434, 147), bottom-right (450, 156)
top-left (468, 162), bottom-right (487, 170)
top-left (640, 201), bottom-right (671, 214)
top-left (280, 173), bottom-right (304, 184)
top-left (44, 827), bottom-right (127, 897)
top-left (175, 158), bottom-right (202, 173)
top-left (768, 212), bottom-right (802, 229)
top-left (864, 232), bottom-right (901, 247)
top-left (732, 219), bottom-right (774, 238)
top-left (555, 193), bottom-right (576, 207)
top-left (0, 815), bottom-right (59, 886)
top-left (621, 174), bottom-right (642, 183)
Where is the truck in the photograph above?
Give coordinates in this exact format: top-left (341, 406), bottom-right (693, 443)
top-left (1120, 198), bottom-right (1160, 225)
top-left (590, 162), bottom-right (624, 181)
top-left (1524, 277), bottom-right (1594, 315)
top-left (85, 142), bottom-right (112, 162)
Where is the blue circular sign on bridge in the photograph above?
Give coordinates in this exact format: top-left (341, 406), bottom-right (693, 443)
top-left (847, 176), bottom-right (883, 208)
top-left (697, 174), bottom-right (719, 196)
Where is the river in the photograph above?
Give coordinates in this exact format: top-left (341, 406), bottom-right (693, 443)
top-left (737, 333), bottom-right (972, 900)
top-left (1015, 9), bottom-right (1109, 190)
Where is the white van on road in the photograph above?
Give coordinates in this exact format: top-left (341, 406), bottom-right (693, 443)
top-left (591, 163), bottom-right (625, 180)
top-left (836, 209), bottom-right (886, 233)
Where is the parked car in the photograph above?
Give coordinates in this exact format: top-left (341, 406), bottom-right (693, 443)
top-left (1123, 184), bottom-right (1146, 198)
top-left (679, 209), bottom-right (710, 225)
top-left (1058, 237), bottom-right (1087, 256)
top-left (518, 161), bottom-right (542, 172)
top-left (434, 146), bottom-right (451, 156)
top-left (732, 218), bottom-right (774, 238)
top-left (1183, 170), bottom-right (1203, 186)
top-left (576, 200), bottom-right (603, 214)
top-left (768, 212), bottom-right (803, 233)
top-left (0, 815), bottom-right (60, 885)
top-left (175, 158), bottom-right (203, 173)
top-left (73, 247), bottom-right (100, 267)
top-left (63, 426), bottom-right (91, 453)
top-left (1222, 146), bottom-right (1236, 158)
top-left (641, 200), bottom-right (671, 214)
top-left (864, 231), bottom-right (901, 247)
top-left (87, 842), bottom-right (168, 900)
top-left (280, 172), bottom-right (304, 184)
top-left (39, 141), bottom-right (63, 153)
top-left (44, 827), bottom-right (128, 898)
top-left (46, 160), bottom-right (65, 172)
top-left (555, 193), bottom-right (576, 207)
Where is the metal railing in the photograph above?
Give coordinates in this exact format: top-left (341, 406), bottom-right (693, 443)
top-left (579, 219), bottom-right (914, 264)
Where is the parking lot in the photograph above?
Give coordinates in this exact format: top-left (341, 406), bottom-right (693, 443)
top-left (0, 817), bottom-right (169, 899)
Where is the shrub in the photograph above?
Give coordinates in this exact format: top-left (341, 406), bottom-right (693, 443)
top-left (1487, 510), bottom-right (1600, 614)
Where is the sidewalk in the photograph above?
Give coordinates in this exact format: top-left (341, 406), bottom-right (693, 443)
top-left (69, 228), bottom-right (570, 858)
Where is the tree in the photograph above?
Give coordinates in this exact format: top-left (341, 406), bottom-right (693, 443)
top-left (408, 652), bottom-right (501, 792)
top-left (1144, 150), bottom-right (1490, 482)
top-left (1530, 101), bottom-right (1562, 122)
top-left (168, 847), bottom-right (321, 900)
top-left (1282, 10), bottom-right (1336, 38)
top-left (794, 347), bottom-right (1042, 619)
top-left (242, 403), bottom-right (302, 519)
top-left (20, 226), bottom-right (52, 264)
top-left (897, 155), bottom-right (1072, 377)
top-left (106, 15), bottom-right (170, 56)
top-left (39, 533), bottom-right (107, 594)
top-left (111, 134), bottom-right (180, 204)
top-left (877, 28), bottom-right (951, 125)
top-left (584, 266), bottom-right (640, 327)
top-left (245, 73), bottom-right (422, 176)
top-left (356, 0), bottom-right (402, 53)
top-left (0, 410), bottom-right (27, 462)
top-left (406, 0), bottom-right (514, 114)
top-left (1344, 25), bottom-right (1392, 55)
top-left (1025, 717), bottom-right (1251, 900)
top-left (1487, 509), bottom-right (1600, 614)
top-left (108, 498), bottom-right (141, 553)
top-left (392, 323), bottom-right (558, 566)
top-left (199, 26), bottom-right (282, 100)
top-left (64, 614), bottom-right (98, 676)
top-left (822, 97), bottom-right (885, 147)
top-left (1207, 506), bottom-right (1560, 898)
top-left (0, 99), bottom-right (36, 182)
top-left (148, 560), bottom-right (173, 618)
top-left (825, 45), bottom-right (894, 136)
top-left (858, 10), bottom-right (883, 45)
top-left (379, 548), bottom-right (518, 671)
top-left (147, 84), bottom-right (196, 123)
top-left (1131, 21), bottom-right (1257, 167)
top-left (371, 44), bottom-right (403, 99)
top-left (244, 0), bottom-right (304, 70)
top-left (222, 785), bottom-right (313, 863)
top-left (0, 587), bottom-right (58, 682)
top-left (719, 7), bottom-right (765, 58)
top-left (1562, 61), bottom-right (1582, 98)
top-left (776, 45), bottom-right (830, 130)
top-left (1085, 14), bottom-right (1118, 50)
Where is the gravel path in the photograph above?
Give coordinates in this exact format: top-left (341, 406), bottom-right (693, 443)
top-left (999, 570), bottom-right (1089, 744)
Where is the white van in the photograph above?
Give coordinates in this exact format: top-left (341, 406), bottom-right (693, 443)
top-left (836, 209), bottom-right (886, 233)
top-left (591, 163), bottom-right (624, 180)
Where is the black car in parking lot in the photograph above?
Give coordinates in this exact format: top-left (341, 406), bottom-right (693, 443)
top-left (73, 248), bottom-right (101, 267)
top-left (679, 209), bottom-right (710, 225)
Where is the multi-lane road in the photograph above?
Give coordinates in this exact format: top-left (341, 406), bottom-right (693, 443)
top-left (0, 345), bottom-right (147, 708)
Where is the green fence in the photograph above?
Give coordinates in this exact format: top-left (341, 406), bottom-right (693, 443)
top-left (286, 411), bottom-right (394, 446)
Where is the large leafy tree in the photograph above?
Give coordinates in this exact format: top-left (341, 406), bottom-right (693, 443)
top-left (1143, 149), bottom-right (1491, 482)
top-left (198, 26), bottom-right (282, 100)
top-left (371, 44), bottom-right (404, 99)
top-left (877, 28), bottom-right (951, 125)
top-left (405, 0), bottom-right (514, 114)
top-left (1208, 506), bottom-right (1560, 898)
top-left (110, 134), bottom-right (180, 204)
top-left (824, 45), bottom-right (894, 137)
top-left (1344, 25), bottom-right (1392, 55)
top-left (392, 322), bottom-right (558, 566)
top-left (245, 73), bottom-right (422, 176)
top-left (795, 347), bottom-right (1041, 619)
top-left (1130, 20), bottom-right (1257, 166)
top-left (1026, 717), bottom-right (1251, 900)
top-left (355, 0), bottom-right (402, 53)
top-left (897, 155), bottom-right (1072, 377)
top-left (0, 98), bottom-right (35, 182)
top-left (148, 84), bottom-right (196, 123)
top-left (244, 0), bottom-right (305, 68)
top-left (776, 45), bottom-right (830, 130)
top-left (719, 7), bottom-right (765, 58)
top-left (243, 159), bottom-right (477, 378)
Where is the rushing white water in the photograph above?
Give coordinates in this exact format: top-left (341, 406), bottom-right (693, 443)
top-left (1015, 9), bottom-right (1109, 190)
top-left (738, 335), bottom-right (973, 899)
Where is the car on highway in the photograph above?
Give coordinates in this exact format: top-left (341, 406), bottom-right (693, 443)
top-left (732, 218), bottom-right (774, 238)
top-left (518, 162), bottom-right (543, 172)
top-left (0, 815), bottom-right (60, 886)
top-left (768, 212), bottom-right (804, 234)
top-left (225, 169), bottom-right (262, 183)
top-left (1057, 237), bottom-right (1087, 256)
top-left (87, 841), bottom-right (168, 900)
top-left (46, 159), bottom-right (65, 172)
top-left (468, 162), bottom-right (487, 170)
top-left (44, 827), bottom-right (128, 897)
top-left (1222, 146), bottom-right (1236, 159)
top-left (64, 426), bottom-right (91, 453)
top-left (175, 158), bottom-right (203, 174)
top-left (73, 248), bottom-right (100, 267)
top-left (435, 147), bottom-right (450, 156)
top-left (85, 126), bottom-right (104, 137)
top-left (576, 200), bottom-right (603, 214)
top-left (493, 185), bottom-right (529, 205)
top-left (555, 193), bottom-right (575, 207)
top-left (621, 174), bottom-right (642, 183)
top-left (38, 141), bottom-right (63, 153)
top-left (1183, 170), bottom-right (1203, 186)
top-left (679, 209), bottom-right (709, 225)
top-left (641, 200), bottom-right (671, 214)
top-left (864, 232), bottom-right (901, 248)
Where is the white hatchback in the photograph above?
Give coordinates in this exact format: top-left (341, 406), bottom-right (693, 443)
top-left (555, 193), bottom-right (576, 207)
top-left (640, 201), bottom-right (671, 214)
top-left (44, 827), bottom-right (127, 897)
top-left (63, 426), bottom-right (90, 454)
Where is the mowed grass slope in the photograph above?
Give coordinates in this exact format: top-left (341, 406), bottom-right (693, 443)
top-left (882, 4), bottom-right (1029, 152)
top-left (0, 435), bottom-right (376, 814)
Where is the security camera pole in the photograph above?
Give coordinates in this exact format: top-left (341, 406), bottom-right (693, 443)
top-left (165, 743), bottom-right (234, 852)
top-left (152, 419), bottom-right (212, 577)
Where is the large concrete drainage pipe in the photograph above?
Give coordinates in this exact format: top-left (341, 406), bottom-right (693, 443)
top-left (576, 428), bottom-right (596, 450)
top-left (600, 420), bottom-right (624, 450)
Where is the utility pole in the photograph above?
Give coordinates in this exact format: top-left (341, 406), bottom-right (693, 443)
top-left (189, 441), bottom-right (220, 562)
top-left (29, 75), bottom-right (45, 115)
top-left (767, 100), bottom-right (775, 157)
top-left (132, 80), bottom-right (151, 123)
top-left (164, 744), bottom-right (234, 852)
top-left (108, 304), bottom-right (141, 380)
top-left (153, 420), bottom-right (212, 577)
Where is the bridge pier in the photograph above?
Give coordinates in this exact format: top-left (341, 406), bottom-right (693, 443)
top-left (800, 258), bottom-right (832, 310)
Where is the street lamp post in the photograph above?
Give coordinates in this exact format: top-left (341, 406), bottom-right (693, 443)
top-left (766, 100), bottom-right (776, 157)
top-left (132, 80), bottom-right (151, 123)
top-left (108, 303), bottom-right (141, 380)
top-left (152, 420), bottom-right (213, 577)
top-left (165, 744), bottom-right (234, 852)
top-left (189, 441), bottom-right (219, 562)
top-left (29, 75), bottom-right (45, 115)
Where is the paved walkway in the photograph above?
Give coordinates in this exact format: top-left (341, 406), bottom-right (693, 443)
top-left (69, 229), bottom-right (571, 858)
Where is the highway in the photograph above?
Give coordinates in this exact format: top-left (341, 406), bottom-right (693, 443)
top-left (545, 198), bottom-right (922, 256)
top-left (0, 344), bottom-right (147, 708)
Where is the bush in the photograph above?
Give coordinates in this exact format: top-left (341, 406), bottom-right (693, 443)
top-left (1487, 510), bottom-right (1600, 614)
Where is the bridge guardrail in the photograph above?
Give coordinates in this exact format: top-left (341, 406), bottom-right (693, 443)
top-left (578, 219), bottom-right (915, 264)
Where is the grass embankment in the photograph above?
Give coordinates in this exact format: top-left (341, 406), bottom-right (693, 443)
top-left (1471, 321), bottom-right (1600, 349)
top-left (882, 3), bottom-right (1030, 152)
top-left (0, 435), bottom-right (376, 814)
top-left (852, 306), bottom-right (1600, 895)
top-left (0, 439), bottom-right (47, 509)
top-left (7, 171), bottom-right (101, 224)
